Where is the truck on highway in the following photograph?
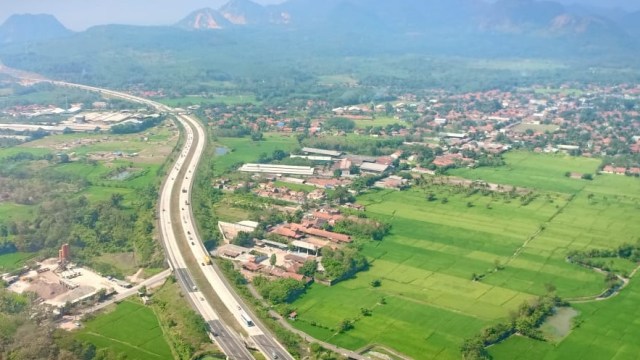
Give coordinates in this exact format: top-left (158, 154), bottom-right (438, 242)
top-left (240, 310), bottom-right (254, 327)
top-left (202, 256), bottom-right (212, 266)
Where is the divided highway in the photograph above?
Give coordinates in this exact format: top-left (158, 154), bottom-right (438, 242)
top-left (43, 80), bottom-right (293, 360)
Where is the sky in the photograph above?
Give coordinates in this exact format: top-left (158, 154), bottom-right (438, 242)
top-left (0, 0), bottom-right (638, 31)
top-left (0, 0), bottom-right (287, 31)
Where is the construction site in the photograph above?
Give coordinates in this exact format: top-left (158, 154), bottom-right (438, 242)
top-left (2, 244), bottom-right (131, 309)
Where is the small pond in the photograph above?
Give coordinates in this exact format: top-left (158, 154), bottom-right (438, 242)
top-left (215, 147), bottom-right (229, 156)
top-left (541, 307), bottom-right (579, 341)
top-left (110, 170), bottom-right (133, 181)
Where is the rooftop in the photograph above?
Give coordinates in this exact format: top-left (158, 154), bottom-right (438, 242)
top-left (239, 164), bottom-right (315, 176)
top-left (301, 147), bottom-right (342, 157)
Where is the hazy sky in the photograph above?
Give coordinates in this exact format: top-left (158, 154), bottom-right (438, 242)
top-left (1, 0), bottom-right (638, 31)
top-left (0, 0), bottom-right (287, 31)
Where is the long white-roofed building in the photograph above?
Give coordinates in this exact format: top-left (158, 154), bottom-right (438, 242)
top-left (239, 163), bottom-right (315, 176)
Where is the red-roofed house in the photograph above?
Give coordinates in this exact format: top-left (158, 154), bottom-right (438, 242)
top-left (270, 225), bottom-right (302, 239)
top-left (289, 223), bottom-right (352, 243)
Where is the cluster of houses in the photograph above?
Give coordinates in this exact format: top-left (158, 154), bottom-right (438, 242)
top-left (220, 82), bottom-right (638, 168)
top-left (255, 182), bottom-right (326, 204)
top-left (600, 165), bottom-right (640, 176)
top-left (216, 207), bottom-right (357, 283)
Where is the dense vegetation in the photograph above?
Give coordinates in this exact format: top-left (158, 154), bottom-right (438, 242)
top-left (319, 246), bottom-right (369, 282)
top-left (0, 189), bottom-right (162, 271)
top-left (253, 276), bottom-right (307, 305)
top-left (461, 294), bottom-right (567, 360)
top-left (110, 116), bottom-right (165, 134)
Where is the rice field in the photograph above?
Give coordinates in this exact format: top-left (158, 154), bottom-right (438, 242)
top-left (291, 152), bottom-right (640, 359)
top-left (76, 301), bottom-right (173, 359)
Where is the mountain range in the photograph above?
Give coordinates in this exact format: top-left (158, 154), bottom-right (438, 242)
top-left (1, 0), bottom-right (639, 58)
top-left (173, 0), bottom-right (640, 37)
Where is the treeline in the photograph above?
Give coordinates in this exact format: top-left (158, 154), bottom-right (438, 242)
top-left (253, 276), bottom-right (307, 304)
top-left (568, 242), bottom-right (640, 269)
top-left (320, 246), bottom-right (369, 282)
top-left (110, 116), bottom-right (164, 134)
top-left (302, 136), bottom-right (405, 156)
top-left (191, 134), bottom-right (223, 250)
top-left (332, 218), bottom-right (390, 241)
top-left (0, 189), bottom-right (162, 271)
top-left (0, 287), bottom-right (123, 360)
top-left (461, 294), bottom-right (568, 359)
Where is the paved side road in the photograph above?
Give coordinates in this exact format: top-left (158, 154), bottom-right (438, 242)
top-left (81, 269), bottom-right (172, 314)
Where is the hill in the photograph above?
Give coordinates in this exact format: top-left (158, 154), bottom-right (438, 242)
top-left (0, 14), bottom-right (72, 45)
top-left (219, 0), bottom-right (269, 26)
top-left (176, 8), bottom-right (232, 30)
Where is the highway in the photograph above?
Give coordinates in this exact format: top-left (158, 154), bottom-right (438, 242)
top-left (172, 111), bottom-right (293, 360)
top-left (42, 80), bottom-right (293, 360)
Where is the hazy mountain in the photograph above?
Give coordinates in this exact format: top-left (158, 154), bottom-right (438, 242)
top-left (0, 13), bottom-right (72, 45)
top-left (176, 8), bottom-right (232, 30)
top-left (264, 0), bottom-right (626, 37)
top-left (219, 0), bottom-right (269, 25)
top-left (620, 11), bottom-right (640, 37)
top-left (472, 0), bottom-right (623, 37)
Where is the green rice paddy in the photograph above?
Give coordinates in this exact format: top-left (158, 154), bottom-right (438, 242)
top-left (76, 301), bottom-right (172, 359)
top-left (291, 151), bottom-right (640, 359)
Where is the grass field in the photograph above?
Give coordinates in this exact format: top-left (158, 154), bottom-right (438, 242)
top-left (274, 181), bottom-right (315, 193)
top-left (450, 151), bottom-right (600, 194)
top-left (212, 135), bottom-right (299, 176)
top-left (0, 203), bottom-right (36, 222)
top-left (490, 281), bottom-right (640, 359)
top-left (0, 147), bottom-right (52, 160)
top-left (77, 301), bottom-right (172, 360)
top-left (352, 116), bottom-right (405, 129)
top-left (293, 187), bottom-right (561, 359)
top-left (0, 252), bottom-right (35, 271)
top-left (292, 151), bottom-right (640, 359)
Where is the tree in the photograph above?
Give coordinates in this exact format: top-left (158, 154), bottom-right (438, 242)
top-left (110, 193), bottom-right (124, 207)
top-left (96, 288), bottom-right (108, 301)
top-left (233, 231), bottom-right (254, 247)
top-left (298, 260), bottom-right (317, 277)
top-left (270, 253), bottom-right (277, 266)
top-left (251, 131), bottom-right (264, 141)
top-left (330, 186), bottom-right (355, 204)
top-left (338, 319), bottom-right (354, 333)
top-left (325, 117), bottom-right (355, 132)
top-left (370, 279), bottom-right (381, 287)
top-left (581, 173), bottom-right (594, 180)
top-left (58, 153), bottom-right (70, 163)
top-left (384, 102), bottom-right (394, 115)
